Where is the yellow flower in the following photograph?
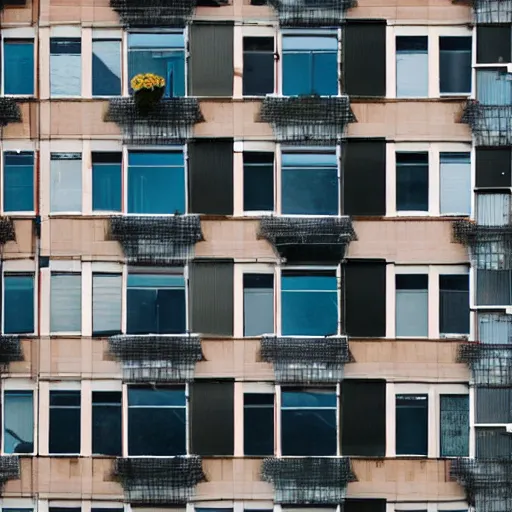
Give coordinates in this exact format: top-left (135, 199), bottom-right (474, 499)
top-left (130, 73), bottom-right (165, 91)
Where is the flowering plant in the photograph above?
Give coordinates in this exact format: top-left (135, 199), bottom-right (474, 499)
top-left (130, 73), bottom-right (165, 92)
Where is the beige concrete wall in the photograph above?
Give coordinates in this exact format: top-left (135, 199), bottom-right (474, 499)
top-left (3, 103), bottom-right (38, 140)
top-left (2, 0), bottom-right (35, 25)
top-left (4, 220), bottom-right (35, 260)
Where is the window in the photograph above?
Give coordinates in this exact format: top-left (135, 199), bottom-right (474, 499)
top-left (477, 192), bottom-right (511, 226)
top-left (439, 275), bottom-right (470, 336)
top-left (439, 153), bottom-right (471, 215)
top-left (396, 152), bottom-right (428, 212)
top-left (92, 152), bottom-right (122, 212)
top-left (243, 274), bottom-right (274, 336)
top-left (50, 38), bottom-right (81, 96)
top-left (243, 37), bottom-right (274, 96)
top-left (92, 273), bottom-right (122, 336)
top-left (476, 269), bottom-right (512, 306)
top-left (281, 151), bottom-right (338, 215)
top-left (395, 394), bottom-right (428, 456)
top-left (282, 35), bottom-right (338, 96)
top-left (476, 68), bottom-right (512, 105)
top-left (243, 152), bottom-right (274, 212)
top-left (281, 388), bottom-right (337, 455)
top-left (440, 394), bottom-right (469, 457)
top-left (92, 39), bottom-right (121, 96)
top-left (128, 33), bottom-right (185, 97)
top-left (244, 393), bottom-right (274, 455)
top-left (439, 37), bottom-right (472, 95)
top-left (3, 152), bottom-right (34, 212)
top-left (127, 271), bottom-right (186, 335)
top-left (478, 312), bottom-right (512, 344)
top-left (395, 274), bottom-right (428, 337)
top-left (128, 386), bottom-right (186, 455)
top-left (92, 391), bottom-right (122, 456)
top-left (281, 271), bottom-right (338, 336)
top-left (4, 390), bottom-right (34, 454)
top-left (396, 36), bottom-right (428, 98)
top-left (50, 273), bottom-right (82, 333)
top-left (128, 151), bottom-right (185, 214)
top-left (3, 40), bottom-right (34, 95)
top-left (50, 153), bottom-right (82, 213)
top-left (4, 274), bottom-right (34, 334)
top-left (49, 390), bottom-right (81, 454)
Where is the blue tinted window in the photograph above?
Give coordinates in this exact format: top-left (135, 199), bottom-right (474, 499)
top-left (92, 40), bottom-right (121, 96)
top-left (3, 151), bottom-right (34, 212)
top-left (396, 152), bottom-right (429, 212)
top-left (127, 151), bottom-right (185, 214)
top-left (50, 39), bottom-right (81, 96)
top-left (4, 391), bottom-right (34, 454)
top-left (92, 153), bottom-right (121, 212)
top-left (281, 389), bottom-right (337, 455)
top-left (282, 36), bottom-right (338, 96)
top-left (4, 274), bottom-right (34, 334)
top-left (281, 273), bottom-right (338, 336)
top-left (4, 40), bottom-right (34, 95)
top-left (128, 33), bottom-right (185, 97)
top-left (281, 151), bottom-right (338, 215)
top-left (128, 387), bottom-right (186, 406)
top-left (396, 36), bottom-right (428, 98)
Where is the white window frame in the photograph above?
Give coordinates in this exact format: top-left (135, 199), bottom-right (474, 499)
top-left (49, 149), bottom-right (84, 216)
top-left (389, 503), bottom-right (469, 512)
top-left (0, 499), bottom-right (37, 512)
top-left (123, 28), bottom-right (189, 98)
top-left (389, 26), bottom-right (473, 100)
top-left (91, 29), bottom-right (123, 100)
top-left (122, 382), bottom-right (190, 458)
top-left (387, 142), bottom-right (472, 217)
top-left (388, 383), bottom-right (469, 458)
top-left (2, 379), bottom-right (37, 456)
top-left (278, 28), bottom-right (341, 97)
top-left (1, 28), bottom-right (36, 98)
top-left (122, 144), bottom-right (188, 216)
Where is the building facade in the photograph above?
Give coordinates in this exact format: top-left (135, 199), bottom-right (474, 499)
top-left (0, 0), bottom-right (507, 512)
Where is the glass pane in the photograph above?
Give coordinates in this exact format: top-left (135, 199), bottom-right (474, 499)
top-left (50, 273), bottom-right (82, 332)
top-left (439, 37), bottom-right (472, 94)
top-left (396, 36), bottom-right (428, 98)
top-left (282, 52), bottom-right (311, 96)
top-left (440, 394), bottom-right (469, 457)
top-left (396, 153), bottom-right (429, 211)
top-left (92, 391), bottom-right (122, 455)
top-left (243, 153), bottom-right (274, 211)
top-left (92, 153), bottom-right (122, 212)
top-left (477, 69), bottom-right (512, 105)
top-left (50, 154), bottom-right (82, 212)
top-left (3, 152), bottom-right (34, 212)
top-left (439, 153), bottom-right (471, 215)
top-left (128, 387), bottom-right (186, 406)
top-left (127, 152), bottom-right (185, 214)
top-left (312, 52), bottom-right (338, 95)
top-left (439, 275), bottom-right (470, 335)
top-left (243, 50), bottom-right (274, 96)
top-left (281, 275), bottom-right (338, 336)
top-left (395, 394), bottom-right (428, 456)
top-left (49, 391), bottom-right (81, 454)
top-left (50, 38), bottom-right (81, 96)
top-left (244, 274), bottom-right (274, 336)
top-left (4, 274), bottom-right (34, 334)
top-left (4, 391), bottom-right (33, 454)
top-left (92, 274), bottom-right (122, 335)
top-left (244, 394), bottom-right (274, 456)
top-left (4, 40), bottom-right (34, 95)
top-left (477, 269), bottom-right (512, 305)
top-left (92, 40), bottom-right (121, 96)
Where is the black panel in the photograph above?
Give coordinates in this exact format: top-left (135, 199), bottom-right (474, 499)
top-left (189, 139), bottom-right (234, 215)
top-left (344, 260), bottom-right (386, 337)
top-left (477, 25), bottom-right (511, 64)
top-left (341, 380), bottom-right (386, 456)
top-left (475, 147), bottom-right (512, 188)
top-left (243, 37), bottom-right (275, 96)
top-left (396, 394), bottom-right (428, 456)
top-left (344, 21), bottom-right (386, 97)
top-left (344, 499), bottom-right (387, 512)
top-left (343, 139), bottom-right (386, 216)
top-left (189, 23), bottom-right (234, 96)
top-left (244, 393), bottom-right (274, 455)
top-left (189, 259), bottom-right (234, 336)
top-left (190, 380), bottom-right (234, 456)
top-left (49, 391), bottom-right (81, 454)
top-left (92, 391), bottom-right (122, 456)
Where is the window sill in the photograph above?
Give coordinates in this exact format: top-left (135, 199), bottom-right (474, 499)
top-left (3, 212), bottom-right (35, 217)
top-left (1, 95), bottom-right (34, 99)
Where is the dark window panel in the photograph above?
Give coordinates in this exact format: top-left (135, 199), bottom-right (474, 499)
top-left (477, 25), bottom-right (511, 64)
top-left (440, 394), bottom-right (469, 457)
top-left (476, 427), bottom-right (512, 459)
top-left (244, 393), bottom-right (274, 456)
top-left (476, 388), bottom-right (512, 423)
top-left (4, 390), bottom-right (34, 454)
top-left (92, 39), bottom-right (121, 96)
top-left (3, 151), bottom-right (34, 213)
top-left (396, 152), bottom-right (429, 211)
top-left (4, 274), bottom-right (34, 334)
top-left (439, 275), bottom-right (470, 335)
top-left (4, 40), bottom-right (34, 95)
top-left (475, 147), bottom-right (512, 188)
top-left (243, 152), bottom-right (274, 211)
top-left (476, 269), bottom-right (512, 306)
top-left (49, 391), bottom-right (81, 454)
top-left (396, 394), bottom-right (428, 456)
top-left (92, 391), bottom-right (122, 456)
top-left (439, 36), bottom-right (472, 95)
top-left (343, 499), bottom-right (387, 512)
top-left (243, 37), bottom-right (274, 96)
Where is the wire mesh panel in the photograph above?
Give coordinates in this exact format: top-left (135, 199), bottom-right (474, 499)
top-left (108, 334), bottom-right (203, 382)
top-left (259, 216), bottom-right (356, 261)
top-left (454, 0), bottom-right (512, 24)
top-left (458, 343), bottom-right (512, 386)
top-left (109, 0), bottom-right (197, 27)
top-left (262, 457), bottom-right (356, 504)
top-left (0, 456), bottom-right (20, 493)
top-left (259, 96), bottom-right (355, 144)
top-left (260, 335), bottom-right (351, 383)
top-left (267, 0), bottom-right (356, 26)
top-left (113, 456), bottom-right (206, 504)
top-left (461, 101), bottom-right (512, 147)
top-left (0, 99), bottom-right (21, 128)
top-left (0, 218), bottom-right (15, 246)
top-left (105, 98), bottom-right (204, 145)
top-left (109, 215), bottom-right (203, 265)
top-left (0, 336), bottom-right (24, 373)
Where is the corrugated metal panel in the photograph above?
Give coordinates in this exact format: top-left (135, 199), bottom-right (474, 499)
top-left (188, 139), bottom-right (233, 215)
top-left (189, 259), bottom-right (234, 336)
top-left (475, 427), bottom-right (512, 459)
top-left (190, 380), bottom-right (234, 456)
top-left (341, 380), bottom-right (386, 456)
top-left (344, 21), bottom-right (386, 97)
top-left (189, 23), bottom-right (234, 97)
top-left (477, 26), bottom-right (511, 64)
top-left (343, 139), bottom-right (386, 216)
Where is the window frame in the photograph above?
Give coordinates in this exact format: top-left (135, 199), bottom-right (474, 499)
top-left (390, 383), bottom-right (469, 458)
top-left (2, 271), bottom-right (36, 336)
top-left (0, 498), bottom-right (37, 512)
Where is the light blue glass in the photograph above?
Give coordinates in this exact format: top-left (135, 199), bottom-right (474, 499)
top-left (92, 163), bottom-right (121, 211)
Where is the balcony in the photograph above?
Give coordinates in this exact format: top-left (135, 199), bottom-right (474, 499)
top-left (0, 336), bottom-right (24, 373)
top-left (460, 100), bottom-right (512, 146)
top-left (267, 0), bottom-right (356, 26)
top-left (0, 98), bottom-right (21, 128)
top-left (458, 342), bottom-right (512, 386)
top-left (110, 0), bottom-right (196, 27)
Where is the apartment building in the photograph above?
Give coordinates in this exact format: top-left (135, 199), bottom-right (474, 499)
top-left (0, 0), bottom-right (506, 511)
